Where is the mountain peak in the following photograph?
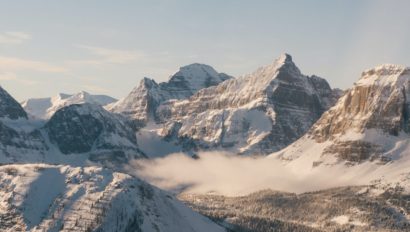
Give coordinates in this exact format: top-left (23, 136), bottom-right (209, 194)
top-left (177, 63), bottom-right (217, 74)
top-left (255, 53), bottom-right (299, 75)
top-left (110, 64), bottom-right (232, 122)
top-left (164, 63), bottom-right (232, 99)
top-left (169, 63), bottom-right (228, 85)
top-left (276, 53), bottom-right (293, 64)
top-left (140, 77), bottom-right (158, 89)
top-left (0, 85), bottom-right (27, 119)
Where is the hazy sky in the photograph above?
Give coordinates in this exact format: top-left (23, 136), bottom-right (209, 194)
top-left (0, 0), bottom-right (409, 101)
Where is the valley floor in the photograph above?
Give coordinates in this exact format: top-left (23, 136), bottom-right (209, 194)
top-left (180, 186), bottom-right (410, 232)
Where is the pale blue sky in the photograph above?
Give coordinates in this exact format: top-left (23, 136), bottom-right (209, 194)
top-left (0, 0), bottom-right (409, 101)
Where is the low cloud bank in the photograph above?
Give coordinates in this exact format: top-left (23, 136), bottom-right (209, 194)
top-left (129, 152), bottom-right (369, 196)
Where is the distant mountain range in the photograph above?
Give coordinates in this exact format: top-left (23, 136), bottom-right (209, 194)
top-left (21, 91), bottom-right (117, 119)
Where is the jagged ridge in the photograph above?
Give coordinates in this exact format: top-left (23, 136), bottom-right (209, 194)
top-left (153, 54), bottom-right (341, 155)
top-left (109, 63), bottom-right (232, 122)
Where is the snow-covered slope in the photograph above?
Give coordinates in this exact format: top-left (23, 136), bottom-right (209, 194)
top-left (150, 54), bottom-right (341, 156)
top-left (21, 91), bottom-right (117, 119)
top-left (109, 63), bottom-right (232, 123)
top-left (0, 164), bottom-right (226, 232)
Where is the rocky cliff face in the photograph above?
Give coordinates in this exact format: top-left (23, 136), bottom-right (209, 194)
top-left (154, 54), bottom-right (341, 155)
top-left (108, 77), bottom-right (164, 125)
top-left (109, 63), bottom-right (232, 123)
top-left (311, 64), bottom-right (410, 141)
top-left (44, 103), bottom-right (144, 161)
top-left (0, 121), bottom-right (46, 163)
top-left (0, 87), bottom-right (47, 162)
top-left (275, 64), bottom-right (410, 165)
top-left (307, 64), bottom-right (410, 162)
top-left (0, 86), bottom-right (27, 119)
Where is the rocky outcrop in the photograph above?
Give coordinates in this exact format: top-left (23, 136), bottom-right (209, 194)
top-left (155, 54), bottom-right (341, 155)
top-left (322, 140), bottom-right (384, 163)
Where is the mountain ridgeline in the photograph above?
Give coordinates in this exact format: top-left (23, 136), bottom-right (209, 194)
top-left (0, 54), bottom-right (341, 163)
top-left (154, 54), bottom-right (341, 155)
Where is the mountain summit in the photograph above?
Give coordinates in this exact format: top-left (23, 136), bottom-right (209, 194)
top-left (109, 63), bottom-right (232, 122)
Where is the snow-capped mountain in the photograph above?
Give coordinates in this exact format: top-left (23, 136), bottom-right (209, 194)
top-left (0, 164), bottom-right (225, 232)
top-left (21, 91), bottom-right (117, 120)
top-left (150, 54), bottom-right (341, 155)
top-left (109, 63), bottom-right (232, 123)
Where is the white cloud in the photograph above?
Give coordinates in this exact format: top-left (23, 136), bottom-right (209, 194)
top-left (0, 56), bottom-right (67, 73)
top-left (0, 31), bottom-right (31, 44)
top-left (131, 152), bottom-right (370, 196)
top-left (72, 44), bottom-right (143, 64)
